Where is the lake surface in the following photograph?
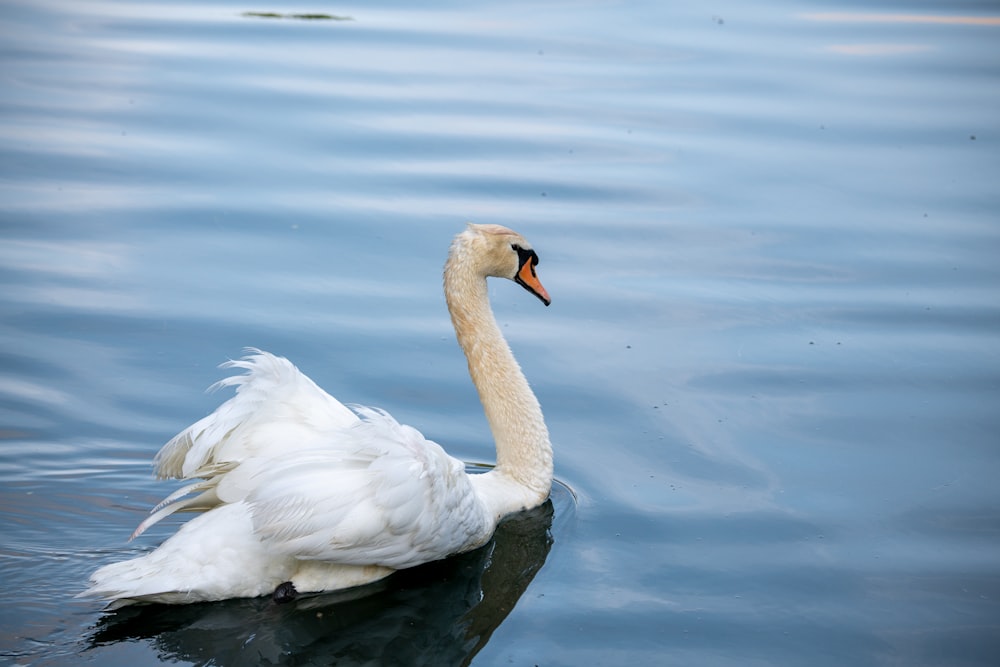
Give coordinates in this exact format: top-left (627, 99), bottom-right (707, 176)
top-left (2, 0), bottom-right (999, 665)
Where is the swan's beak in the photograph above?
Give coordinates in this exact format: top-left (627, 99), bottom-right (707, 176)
top-left (515, 253), bottom-right (551, 306)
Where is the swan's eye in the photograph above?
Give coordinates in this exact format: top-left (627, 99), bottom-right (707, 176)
top-left (511, 244), bottom-right (538, 271)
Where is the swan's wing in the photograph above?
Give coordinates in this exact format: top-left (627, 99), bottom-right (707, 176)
top-left (131, 350), bottom-right (359, 539)
top-left (245, 408), bottom-right (491, 569)
top-left (153, 349), bottom-right (358, 480)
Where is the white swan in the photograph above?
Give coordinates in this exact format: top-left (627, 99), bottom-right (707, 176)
top-left (83, 224), bottom-right (553, 607)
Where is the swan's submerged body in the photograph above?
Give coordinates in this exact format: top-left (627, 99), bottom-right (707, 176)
top-left (83, 224), bottom-right (553, 607)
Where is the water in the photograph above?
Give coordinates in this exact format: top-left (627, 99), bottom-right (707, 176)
top-left (2, 0), bottom-right (999, 665)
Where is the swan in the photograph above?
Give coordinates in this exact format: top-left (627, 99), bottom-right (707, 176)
top-left (82, 223), bottom-right (553, 607)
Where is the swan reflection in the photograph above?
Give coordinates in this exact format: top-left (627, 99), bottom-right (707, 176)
top-left (87, 498), bottom-right (556, 666)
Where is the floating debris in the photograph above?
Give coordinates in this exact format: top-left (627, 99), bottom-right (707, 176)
top-left (242, 11), bottom-right (353, 21)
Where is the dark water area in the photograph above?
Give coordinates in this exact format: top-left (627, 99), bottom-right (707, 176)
top-left (1, 1), bottom-right (999, 665)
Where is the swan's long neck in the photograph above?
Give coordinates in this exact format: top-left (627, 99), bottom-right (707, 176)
top-left (445, 249), bottom-right (553, 514)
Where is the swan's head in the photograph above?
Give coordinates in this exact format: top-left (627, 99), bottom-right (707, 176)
top-left (454, 224), bottom-right (551, 306)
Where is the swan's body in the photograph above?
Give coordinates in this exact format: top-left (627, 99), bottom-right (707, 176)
top-left (82, 224), bottom-right (552, 607)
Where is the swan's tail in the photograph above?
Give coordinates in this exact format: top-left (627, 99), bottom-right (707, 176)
top-left (79, 503), bottom-right (284, 608)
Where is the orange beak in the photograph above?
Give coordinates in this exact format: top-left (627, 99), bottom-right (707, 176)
top-left (516, 256), bottom-right (551, 306)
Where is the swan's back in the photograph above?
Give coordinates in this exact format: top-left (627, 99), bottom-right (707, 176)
top-left (85, 352), bottom-right (494, 605)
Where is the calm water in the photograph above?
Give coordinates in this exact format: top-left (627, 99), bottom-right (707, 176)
top-left (2, 0), bottom-right (999, 665)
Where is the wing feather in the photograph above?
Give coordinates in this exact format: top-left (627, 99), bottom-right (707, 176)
top-left (134, 350), bottom-right (359, 536)
top-left (246, 408), bottom-right (490, 568)
top-left (153, 349), bottom-right (358, 480)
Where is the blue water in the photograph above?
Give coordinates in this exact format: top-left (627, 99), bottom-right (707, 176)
top-left (2, 1), bottom-right (999, 665)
